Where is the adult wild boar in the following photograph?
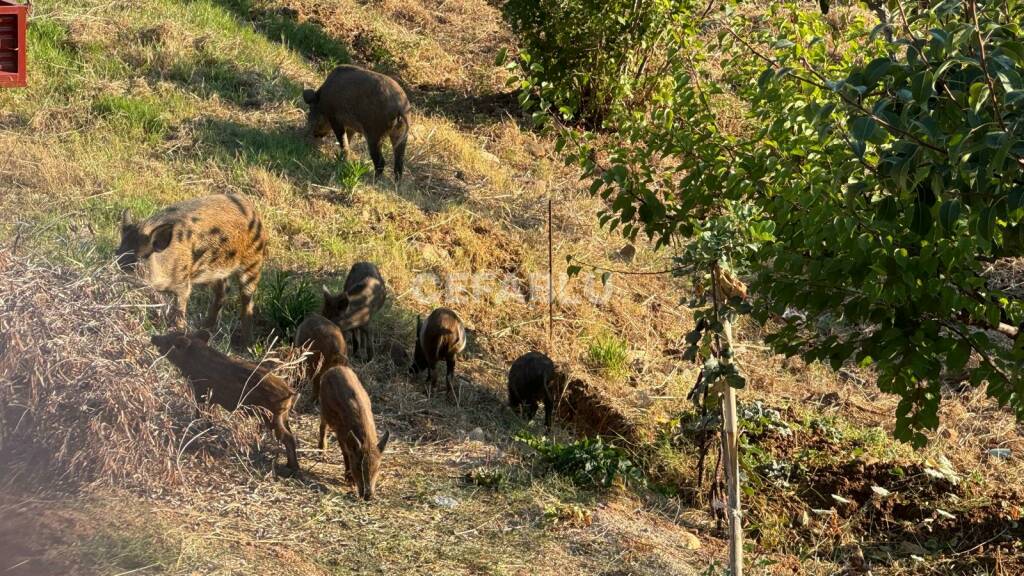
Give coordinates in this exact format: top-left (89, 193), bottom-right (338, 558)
top-left (302, 65), bottom-right (411, 184)
top-left (151, 330), bottom-right (299, 473)
top-left (116, 193), bottom-right (267, 346)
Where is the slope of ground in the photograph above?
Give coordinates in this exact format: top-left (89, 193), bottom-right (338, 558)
top-left (1, 0), bottom-right (1022, 575)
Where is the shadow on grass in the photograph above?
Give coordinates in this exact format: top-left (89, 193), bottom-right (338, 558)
top-left (412, 84), bottom-right (527, 130)
top-left (166, 49), bottom-right (305, 108)
top-left (205, 0), bottom-right (352, 74)
top-left (194, 118), bottom-right (336, 182)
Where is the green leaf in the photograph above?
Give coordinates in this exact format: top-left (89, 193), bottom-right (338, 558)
top-left (850, 116), bottom-right (886, 144)
top-left (946, 340), bottom-right (972, 372)
top-left (939, 199), bottom-right (961, 232)
top-left (969, 82), bottom-right (991, 112)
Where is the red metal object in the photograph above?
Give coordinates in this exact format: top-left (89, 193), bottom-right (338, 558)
top-left (0, 0), bottom-right (29, 88)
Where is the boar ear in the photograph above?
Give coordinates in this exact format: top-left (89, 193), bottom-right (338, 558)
top-left (193, 329), bottom-right (212, 344)
top-left (150, 222), bottom-right (175, 253)
top-left (337, 294), bottom-right (350, 312)
top-left (302, 89), bottom-right (318, 105)
top-left (120, 208), bottom-right (134, 228)
top-left (348, 430), bottom-right (363, 451)
top-left (173, 335), bottom-right (192, 350)
top-left (377, 429), bottom-right (390, 453)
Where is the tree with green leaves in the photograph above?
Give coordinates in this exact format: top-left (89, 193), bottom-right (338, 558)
top-left (508, 0), bottom-right (1024, 572)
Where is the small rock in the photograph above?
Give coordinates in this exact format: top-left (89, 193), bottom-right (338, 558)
top-left (432, 495), bottom-right (459, 509)
top-left (987, 448), bottom-right (1012, 460)
top-left (526, 140), bottom-right (546, 158)
top-left (843, 543), bottom-right (868, 574)
top-left (616, 244), bottom-right (636, 262)
top-left (468, 427), bottom-right (486, 442)
top-left (677, 530), bottom-right (701, 550)
top-left (899, 540), bottom-right (928, 556)
top-left (820, 392), bottom-right (841, 406)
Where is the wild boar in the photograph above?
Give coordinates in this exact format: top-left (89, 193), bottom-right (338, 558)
top-left (116, 193), bottom-right (267, 346)
top-left (302, 65), bottom-right (411, 184)
top-left (410, 308), bottom-right (466, 400)
top-left (508, 351), bottom-right (568, 432)
top-left (321, 262), bottom-right (386, 359)
top-left (318, 366), bottom-right (390, 500)
top-left (151, 331), bottom-right (299, 472)
top-left (294, 313), bottom-right (348, 401)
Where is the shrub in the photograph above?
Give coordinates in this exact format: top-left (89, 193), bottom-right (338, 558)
top-left (502, 0), bottom-right (689, 128)
top-left (516, 433), bottom-right (646, 489)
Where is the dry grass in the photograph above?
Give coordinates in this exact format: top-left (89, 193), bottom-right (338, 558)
top-left (0, 250), bottom-right (271, 487)
top-left (1, 0), bottom-right (1023, 574)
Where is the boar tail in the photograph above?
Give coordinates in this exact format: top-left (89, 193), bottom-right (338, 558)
top-left (390, 113), bottom-right (409, 144)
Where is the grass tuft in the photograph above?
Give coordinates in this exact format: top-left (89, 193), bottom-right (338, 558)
top-left (257, 269), bottom-right (320, 340)
top-left (92, 95), bottom-right (169, 139)
top-left (585, 329), bottom-right (630, 380)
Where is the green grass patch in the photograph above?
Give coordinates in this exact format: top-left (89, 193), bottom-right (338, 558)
top-left (516, 432), bottom-right (646, 490)
top-left (207, 0), bottom-right (352, 74)
top-left (257, 269), bottom-right (320, 340)
top-left (335, 158), bottom-right (372, 190)
top-left (92, 94), bottom-right (169, 139)
top-left (585, 329), bottom-right (630, 379)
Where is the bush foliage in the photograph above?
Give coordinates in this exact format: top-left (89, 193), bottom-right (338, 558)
top-left (502, 0), bottom-right (690, 128)
top-left (513, 0), bottom-right (1024, 445)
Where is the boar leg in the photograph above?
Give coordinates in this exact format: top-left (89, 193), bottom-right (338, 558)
top-left (445, 355), bottom-right (459, 404)
top-left (367, 133), bottom-right (386, 182)
top-left (331, 122), bottom-right (351, 160)
top-left (273, 411), bottom-right (300, 473)
top-left (390, 129), bottom-right (407, 185)
top-left (204, 279), bottom-right (226, 329)
top-left (425, 363), bottom-right (436, 397)
top-left (318, 418), bottom-right (329, 451)
top-left (235, 263), bottom-right (261, 346)
top-left (339, 441), bottom-right (355, 484)
top-left (168, 284), bottom-right (192, 329)
top-left (359, 327), bottom-right (373, 360)
top-left (544, 401), bottom-right (554, 433)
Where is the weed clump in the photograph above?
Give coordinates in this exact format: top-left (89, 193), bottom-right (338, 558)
top-left (585, 329), bottom-right (629, 380)
top-left (516, 432), bottom-right (645, 490)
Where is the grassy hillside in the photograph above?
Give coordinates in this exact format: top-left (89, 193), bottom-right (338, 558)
top-left (1, 0), bottom-right (1022, 575)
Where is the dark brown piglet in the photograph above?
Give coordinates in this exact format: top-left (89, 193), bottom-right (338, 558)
top-left (318, 366), bottom-right (390, 500)
top-left (322, 262), bottom-right (386, 359)
top-left (294, 313), bottom-right (348, 401)
top-left (151, 331), bottom-right (299, 472)
top-left (508, 351), bottom-right (568, 432)
top-left (410, 308), bottom-right (466, 401)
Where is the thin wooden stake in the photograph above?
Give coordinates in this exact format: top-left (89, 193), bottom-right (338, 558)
top-left (547, 195), bottom-right (554, 356)
top-left (721, 319), bottom-right (743, 575)
top-left (712, 262), bottom-right (743, 576)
